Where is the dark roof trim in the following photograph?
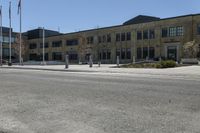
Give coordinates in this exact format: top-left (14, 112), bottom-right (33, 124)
top-left (27, 13), bottom-right (200, 40)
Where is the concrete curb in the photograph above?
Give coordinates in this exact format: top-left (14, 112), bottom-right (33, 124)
top-left (0, 67), bottom-right (98, 73)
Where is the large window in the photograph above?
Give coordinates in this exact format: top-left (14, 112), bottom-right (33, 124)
top-left (98, 34), bottom-right (112, 43)
top-left (29, 54), bottom-right (37, 60)
top-left (98, 36), bottom-right (102, 43)
top-left (197, 24), bottom-right (200, 35)
top-left (121, 49), bottom-right (126, 59)
top-left (143, 47), bottom-right (148, 58)
top-left (29, 43), bottom-right (37, 49)
top-left (45, 53), bottom-right (49, 61)
top-left (52, 52), bottom-right (62, 60)
top-left (107, 34), bottom-right (111, 42)
top-left (163, 26), bottom-right (184, 37)
top-left (137, 48), bottom-right (142, 59)
top-left (102, 35), bottom-right (106, 43)
top-left (177, 26), bottom-right (184, 36)
top-left (69, 53), bottom-right (78, 60)
top-left (116, 49), bottom-right (120, 58)
top-left (126, 32), bottom-right (131, 41)
top-left (116, 33), bottom-right (121, 42)
top-left (52, 41), bottom-right (62, 47)
top-left (66, 39), bottom-right (79, 46)
top-left (87, 36), bottom-right (94, 44)
top-left (162, 28), bottom-right (168, 37)
top-left (102, 50), bottom-right (106, 60)
top-left (40, 43), bottom-right (49, 48)
top-left (143, 30), bottom-right (149, 39)
top-left (121, 33), bottom-right (126, 41)
top-left (126, 48), bottom-right (131, 59)
top-left (169, 27), bottom-right (177, 37)
top-left (100, 49), bottom-right (111, 60)
top-left (137, 31), bottom-right (142, 40)
top-left (149, 47), bottom-right (155, 59)
top-left (149, 30), bottom-right (155, 39)
top-left (107, 50), bottom-right (111, 60)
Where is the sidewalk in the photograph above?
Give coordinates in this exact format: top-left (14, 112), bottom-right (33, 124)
top-left (1, 64), bottom-right (200, 78)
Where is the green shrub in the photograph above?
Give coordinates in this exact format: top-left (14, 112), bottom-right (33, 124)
top-left (120, 60), bottom-right (177, 68)
top-left (159, 60), bottom-right (177, 68)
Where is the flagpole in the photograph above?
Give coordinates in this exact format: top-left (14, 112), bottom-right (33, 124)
top-left (42, 27), bottom-right (45, 65)
top-left (0, 6), bottom-right (2, 66)
top-left (19, 0), bottom-right (22, 65)
top-left (9, 1), bottom-right (12, 66)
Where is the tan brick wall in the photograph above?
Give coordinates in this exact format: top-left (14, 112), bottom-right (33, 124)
top-left (24, 14), bottom-right (200, 63)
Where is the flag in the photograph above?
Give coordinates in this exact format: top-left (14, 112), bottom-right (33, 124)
top-left (18, 0), bottom-right (21, 14)
top-left (0, 6), bottom-right (2, 17)
top-left (9, 1), bottom-right (11, 19)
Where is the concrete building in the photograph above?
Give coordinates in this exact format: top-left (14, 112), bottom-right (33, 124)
top-left (0, 27), bottom-right (18, 62)
top-left (18, 14), bottom-right (200, 63)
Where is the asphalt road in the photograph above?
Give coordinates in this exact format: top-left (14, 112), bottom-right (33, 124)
top-left (0, 69), bottom-right (200, 133)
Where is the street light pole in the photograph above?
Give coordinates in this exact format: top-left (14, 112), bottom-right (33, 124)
top-left (19, 0), bottom-right (22, 65)
top-left (42, 27), bottom-right (45, 65)
top-left (9, 1), bottom-right (12, 66)
top-left (0, 6), bottom-right (2, 66)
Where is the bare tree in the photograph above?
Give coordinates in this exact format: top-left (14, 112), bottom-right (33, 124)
top-left (183, 41), bottom-right (198, 58)
top-left (12, 33), bottom-right (27, 61)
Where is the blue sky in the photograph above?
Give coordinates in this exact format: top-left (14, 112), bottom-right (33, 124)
top-left (0, 0), bottom-right (200, 33)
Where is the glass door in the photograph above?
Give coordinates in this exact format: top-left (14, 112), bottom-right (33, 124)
top-left (167, 46), bottom-right (177, 61)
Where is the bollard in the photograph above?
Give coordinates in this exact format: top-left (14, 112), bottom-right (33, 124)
top-left (65, 55), bottom-right (69, 69)
top-left (89, 55), bottom-right (93, 68)
top-left (98, 61), bottom-right (101, 67)
top-left (117, 56), bottom-right (119, 67)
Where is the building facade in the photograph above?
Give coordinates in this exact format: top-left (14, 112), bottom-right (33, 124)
top-left (25, 14), bottom-right (200, 64)
top-left (0, 27), bottom-right (18, 62)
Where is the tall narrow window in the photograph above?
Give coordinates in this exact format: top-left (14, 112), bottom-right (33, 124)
top-left (98, 36), bottom-right (102, 43)
top-left (149, 47), bottom-right (155, 59)
top-left (102, 35), bottom-right (106, 43)
top-left (143, 30), bottom-right (149, 39)
top-left (197, 24), bottom-right (200, 35)
top-left (107, 50), bottom-right (111, 60)
top-left (162, 28), bottom-right (168, 37)
top-left (116, 49), bottom-right (120, 58)
top-left (143, 47), bottom-right (148, 59)
top-left (121, 33), bottom-right (126, 41)
top-left (126, 48), bottom-right (131, 59)
top-left (137, 48), bottom-right (142, 59)
top-left (116, 33), bottom-right (121, 42)
top-left (126, 32), bottom-right (131, 41)
top-left (137, 31), bottom-right (142, 40)
top-left (121, 49), bottom-right (126, 59)
top-left (107, 34), bottom-right (111, 42)
top-left (149, 30), bottom-right (155, 39)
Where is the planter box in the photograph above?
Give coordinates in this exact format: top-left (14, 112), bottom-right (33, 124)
top-left (181, 58), bottom-right (199, 65)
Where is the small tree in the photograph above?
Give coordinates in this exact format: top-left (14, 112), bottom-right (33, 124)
top-left (183, 41), bottom-right (198, 58)
top-left (77, 35), bottom-right (92, 62)
top-left (12, 34), bottom-right (26, 61)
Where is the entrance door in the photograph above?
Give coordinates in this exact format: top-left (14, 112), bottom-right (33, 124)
top-left (167, 46), bottom-right (177, 61)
